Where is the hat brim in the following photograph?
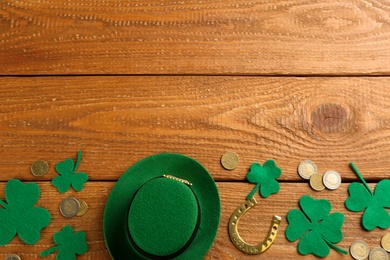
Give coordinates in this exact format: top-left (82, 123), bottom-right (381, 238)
top-left (103, 153), bottom-right (221, 259)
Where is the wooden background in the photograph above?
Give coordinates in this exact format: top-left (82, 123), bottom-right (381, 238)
top-left (1, 0), bottom-right (390, 259)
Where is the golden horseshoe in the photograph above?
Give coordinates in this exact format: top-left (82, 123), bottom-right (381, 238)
top-left (228, 197), bottom-right (281, 254)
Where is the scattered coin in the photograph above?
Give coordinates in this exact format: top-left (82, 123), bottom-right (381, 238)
top-left (60, 197), bottom-right (80, 218)
top-left (221, 152), bottom-right (239, 170)
top-left (369, 247), bottom-right (388, 260)
top-left (31, 160), bottom-right (49, 177)
top-left (309, 172), bottom-right (326, 191)
top-left (298, 160), bottom-right (317, 179)
top-left (76, 200), bottom-right (88, 217)
top-left (381, 233), bottom-right (390, 252)
top-left (350, 240), bottom-right (370, 260)
top-left (4, 254), bottom-right (21, 260)
top-left (323, 170), bottom-right (341, 190)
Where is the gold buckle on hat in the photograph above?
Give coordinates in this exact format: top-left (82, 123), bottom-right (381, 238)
top-left (163, 174), bottom-right (192, 186)
top-left (228, 197), bottom-right (281, 254)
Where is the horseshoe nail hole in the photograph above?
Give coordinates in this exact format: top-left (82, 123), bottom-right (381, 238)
top-left (232, 221), bottom-right (236, 226)
top-left (271, 232), bottom-right (275, 236)
top-left (273, 226), bottom-right (277, 230)
top-left (234, 216), bottom-right (238, 220)
top-left (244, 204), bottom-right (248, 208)
top-left (268, 238), bottom-right (273, 243)
top-left (238, 209), bottom-right (242, 213)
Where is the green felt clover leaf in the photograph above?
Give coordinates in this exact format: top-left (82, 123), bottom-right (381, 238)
top-left (345, 162), bottom-right (390, 230)
top-left (246, 160), bottom-right (281, 200)
top-left (40, 225), bottom-right (87, 260)
top-left (52, 151), bottom-right (88, 193)
top-left (0, 179), bottom-right (51, 245)
top-left (286, 195), bottom-right (348, 257)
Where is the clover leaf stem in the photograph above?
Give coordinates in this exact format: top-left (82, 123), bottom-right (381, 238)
top-left (246, 183), bottom-right (260, 200)
top-left (350, 162), bottom-right (373, 195)
top-left (0, 200), bottom-right (7, 209)
top-left (73, 150), bottom-right (82, 173)
top-left (322, 236), bottom-right (348, 255)
top-left (40, 245), bottom-right (60, 257)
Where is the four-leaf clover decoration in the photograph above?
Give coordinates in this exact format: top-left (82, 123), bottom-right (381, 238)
top-left (345, 162), bottom-right (390, 230)
top-left (0, 179), bottom-right (51, 245)
top-left (52, 151), bottom-right (88, 193)
top-left (40, 225), bottom-right (88, 260)
top-left (286, 195), bottom-right (348, 257)
top-left (246, 160), bottom-right (281, 199)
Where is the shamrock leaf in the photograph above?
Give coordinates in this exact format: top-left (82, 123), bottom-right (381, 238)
top-left (40, 225), bottom-right (87, 260)
top-left (52, 151), bottom-right (88, 193)
top-left (246, 160), bottom-right (281, 199)
top-left (0, 179), bottom-right (51, 245)
top-left (345, 162), bottom-right (390, 230)
top-left (286, 195), bottom-right (348, 257)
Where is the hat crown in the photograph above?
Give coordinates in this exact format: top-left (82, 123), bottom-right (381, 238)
top-left (128, 177), bottom-right (199, 258)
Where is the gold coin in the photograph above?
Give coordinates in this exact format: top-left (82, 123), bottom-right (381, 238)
top-left (369, 247), bottom-right (388, 260)
top-left (60, 197), bottom-right (80, 218)
top-left (31, 160), bottom-right (49, 177)
top-left (309, 172), bottom-right (326, 191)
top-left (298, 160), bottom-right (317, 179)
top-left (382, 234), bottom-right (390, 252)
top-left (76, 200), bottom-right (88, 217)
top-left (350, 240), bottom-right (370, 260)
top-left (4, 254), bottom-right (21, 260)
top-left (221, 152), bottom-right (239, 170)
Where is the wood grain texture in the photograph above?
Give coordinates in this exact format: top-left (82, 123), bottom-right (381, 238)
top-left (1, 0), bottom-right (390, 75)
top-left (0, 77), bottom-right (390, 182)
top-left (0, 182), bottom-right (386, 259)
top-left (2, 0), bottom-right (389, 258)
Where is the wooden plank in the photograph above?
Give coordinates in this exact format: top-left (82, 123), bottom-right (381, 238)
top-left (1, 0), bottom-right (390, 75)
top-left (0, 76), bottom-right (390, 182)
top-left (0, 182), bottom-right (385, 259)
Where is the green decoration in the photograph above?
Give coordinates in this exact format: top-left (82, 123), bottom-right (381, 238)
top-left (0, 179), bottom-right (51, 245)
top-left (128, 177), bottom-right (198, 256)
top-left (52, 151), bottom-right (88, 193)
top-left (246, 160), bottom-right (281, 199)
top-left (104, 153), bottom-right (220, 259)
top-left (286, 195), bottom-right (348, 257)
top-left (40, 225), bottom-right (87, 260)
top-left (345, 162), bottom-right (390, 230)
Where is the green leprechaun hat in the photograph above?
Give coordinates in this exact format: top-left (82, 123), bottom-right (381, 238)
top-left (103, 153), bottom-right (221, 259)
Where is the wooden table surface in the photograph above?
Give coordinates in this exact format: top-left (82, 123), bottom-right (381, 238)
top-left (1, 1), bottom-right (390, 259)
